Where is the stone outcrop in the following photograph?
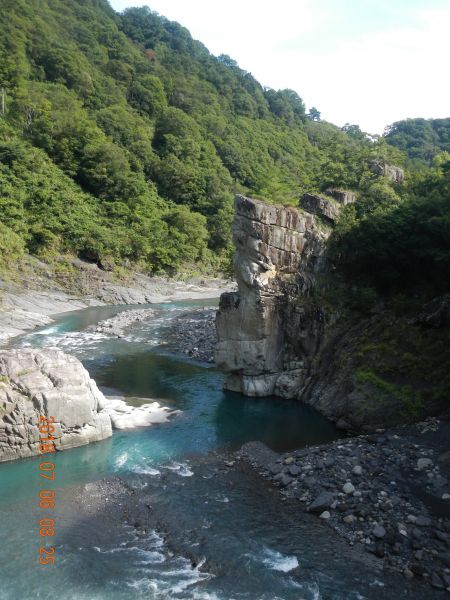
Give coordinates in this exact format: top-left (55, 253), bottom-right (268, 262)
top-left (215, 195), bottom-right (329, 397)
top-left (370, 160), bottom-right (405, 183)
top-left (300, 193), bottom-right (341, 223)
top-left (0, 348), bottom-right (112, 462)
top-left (324, 188), bottom-right (357, 205)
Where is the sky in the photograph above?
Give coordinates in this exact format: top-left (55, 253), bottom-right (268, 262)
top-left (110, 0), bottom-right (450, 134)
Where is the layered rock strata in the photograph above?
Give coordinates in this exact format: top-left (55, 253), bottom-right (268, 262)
top-left (0, 348), bottom-right (112, 462)
top-left (215, 194), bottom-right (331, 398)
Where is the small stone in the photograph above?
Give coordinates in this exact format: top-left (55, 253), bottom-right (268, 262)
top-left (430, 572), bottom-right (445, 589)
top-left (342, 482), bottom-right (355, 495)
top-left (403, 568), bottom-right (414, 579)
top-left (284, 456), bottom-right (294, 465)
top-left (438, 552), bottom-right (450, 567)
top-left (288, 465), bottom-right (301, 476)
top-left (352, 465), bottom-right (363, 476)
top-left (320, 510), bottom-right (331, 519)
top-left (407, 514), bottom-right (417, 524)
top-left (416, 515), bottom-right (432, 527)
top-left (442, 493), bottom-right (450, 500)
top-left (434, 530), bottom-right (450, 544)
top-left (269, 463), bottom-right (283, 475)
top-left (372, 525), bottom-right (386, 539)
top-left (417, 458), bottom-right (433, 471)
top-left (343, 514), bottom-right (356, 524)
top-left (411, 563), bottom-right (425, 576)
top-left (308, 491), bottom-right (334, 513)
top-left (274, 472), bottom-right (293, 487)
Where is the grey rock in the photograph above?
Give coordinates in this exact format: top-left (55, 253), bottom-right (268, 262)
top-left (342, 482), bottom-right (355, 494)
top-left (343, 514), bottom-right (356, 524)
top-left (274, 472), bottom-right (293, 487)
top-left (301, 193), bottom-right (342, 223)
top-left (372, 525), bottom-right (386, 539)
top-left (430, 572), bottom-right (445, 589)
top-left (417, 457), bottom-right (433, 471)
top-left (0, 348), bottom-right (112, 463)
top-left (319, 510), bottom-right (331, 519)
top-left (308, 491), bottom-right (334, 512)
top-left (352, 465), bottom-right (363, 476)
top-left (415, 515), bottom-right (432, 527)
top-left (288, 465), bottom-right (301, 476)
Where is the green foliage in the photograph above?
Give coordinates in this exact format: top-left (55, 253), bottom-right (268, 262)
top-left (331, 161), bottom-right (450, 293)
top-left (0, 222), bottom-right (25, 268)
top-left (355, 369), bottom-right (423, 420)
top-left (385, 117), bottom-right (450, 165)
top-left (0, 0), bottom-right (420, 275)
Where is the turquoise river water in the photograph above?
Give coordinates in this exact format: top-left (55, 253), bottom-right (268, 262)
top-left (0, 300), bottom-right (422, 599)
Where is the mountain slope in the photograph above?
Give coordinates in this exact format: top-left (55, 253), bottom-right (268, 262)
top-left (0, 0), bottom-right (407, 275)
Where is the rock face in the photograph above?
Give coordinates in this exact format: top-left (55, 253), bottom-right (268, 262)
top-left (0, 348), bottom-right (112, 463)
top-left (300, 193), bottom-right (341, 223)
top-left (215, 192), bottom-right (447, 430)
top-left (215, 195), bottom-right (329, 397)
top-left (369, 160), bottom-right (405, 183)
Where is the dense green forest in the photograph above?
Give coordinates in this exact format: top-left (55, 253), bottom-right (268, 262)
top-left (385, 118), bottom-right (450, 166)
top-left (0, 0), bottom-right (448, 285)
top-left (0, 0), bottom-right (395, 273)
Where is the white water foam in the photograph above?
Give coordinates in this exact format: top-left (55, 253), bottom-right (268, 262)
top-left (250, 547), bottom-right (299, 573)
top-left (164, 462), bottom-right (194, 477)
top-left (99, 395), bottom-right (178, 429)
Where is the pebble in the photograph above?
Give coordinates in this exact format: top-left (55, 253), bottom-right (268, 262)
top-left (343, 514), bottom-right (356, 524)
top-left (417, 458), bottom-right (433, 471)
top-left (308, 491), bottom-right (334, 513)
top-left (430, 572), bottom-right (445, 589)
top-left (416, 515), bottom-right (432, 527)
top-left (372, 525), bottom-right (386, 539)
top-left (342, 482), bottom-right (355, 495)
top-left (352, 465), bottom-right (363, 476)
top-left (320, 511), bottom-right (331, 519)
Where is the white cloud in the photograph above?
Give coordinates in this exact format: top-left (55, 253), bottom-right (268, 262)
top-left (110, 1), bottom-right (450, 133)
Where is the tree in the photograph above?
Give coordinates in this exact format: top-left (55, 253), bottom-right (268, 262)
top-left (308, 107), bottom-right (321, 121)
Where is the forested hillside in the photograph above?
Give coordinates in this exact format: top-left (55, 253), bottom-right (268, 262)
top-left (0, 0), bottom-right (408, 275)
top-left (385, 117), bottom-right (450, 166)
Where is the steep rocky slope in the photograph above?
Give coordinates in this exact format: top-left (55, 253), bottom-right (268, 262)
top-left (215, 193), bottom-right (449, 431)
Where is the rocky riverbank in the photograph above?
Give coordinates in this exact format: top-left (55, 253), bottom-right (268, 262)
top-left (0, 258), bottom-right (232, 343)
top-left (89, 308), bottom-right (156, 338)
top-left (166, 307), bottom-right (217, 362)
top-left (240, 417), bottom-right (450, 593)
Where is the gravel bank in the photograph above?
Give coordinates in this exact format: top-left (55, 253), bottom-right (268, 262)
top-left (166, 307), bottom-right (217, 363)
top-left (240, 417), bottom-right (450, 593)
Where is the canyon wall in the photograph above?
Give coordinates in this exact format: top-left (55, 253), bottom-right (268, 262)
top-left (215, 193), bottom-right (446, 431)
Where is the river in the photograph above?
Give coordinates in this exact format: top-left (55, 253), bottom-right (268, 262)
top-left (0, 301), bottom-right (420, 599)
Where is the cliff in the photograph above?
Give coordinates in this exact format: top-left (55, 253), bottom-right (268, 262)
top-left (215, 195), bottom-right (449, 431)
top-left (215, 194), bottom-right (330, 398)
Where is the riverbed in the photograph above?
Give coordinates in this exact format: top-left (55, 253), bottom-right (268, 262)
top-left (0, 301), bottom-right (432, 599)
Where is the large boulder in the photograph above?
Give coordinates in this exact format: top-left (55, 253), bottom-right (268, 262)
top-left (0, 348), bottom-right (112, 463)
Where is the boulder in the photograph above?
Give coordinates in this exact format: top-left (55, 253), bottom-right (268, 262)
top-left (0, 348), bottom-right (112, 462)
